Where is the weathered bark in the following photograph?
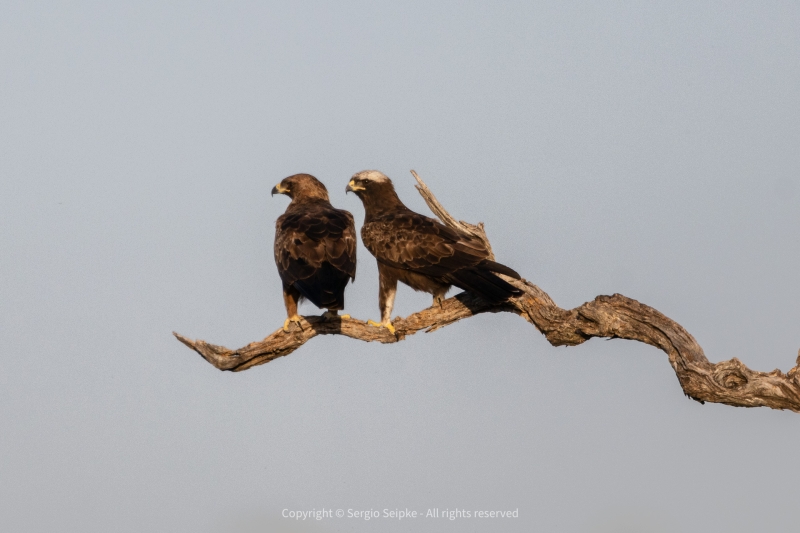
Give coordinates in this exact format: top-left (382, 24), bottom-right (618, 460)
top-left (174, 171), bottom-right (800, 412)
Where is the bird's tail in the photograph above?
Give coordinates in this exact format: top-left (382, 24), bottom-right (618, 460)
top-left (448, 260), bottom-right (523, 303)
top-left (476, 259), bottom-right (521, 280)
top-left (293, 264), bottom-right (350, 310)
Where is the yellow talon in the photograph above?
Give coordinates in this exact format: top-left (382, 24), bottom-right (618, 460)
top-left (283, 315), bottom-right (303, 332)
top-left (341, 314), bottom-right (350, 319)
top-left (367, 319), bottom-right (395, 334)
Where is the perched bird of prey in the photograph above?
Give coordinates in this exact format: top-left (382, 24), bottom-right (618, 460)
top-left (346, 170), bottom-right (521, 334)
top-left (272, 174), bottom-right (357, 331)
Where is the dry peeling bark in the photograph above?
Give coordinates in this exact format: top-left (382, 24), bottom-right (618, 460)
top-left (174, 171), bottom-right (800, 412)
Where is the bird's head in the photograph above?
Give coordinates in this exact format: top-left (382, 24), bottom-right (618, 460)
top-left (272, 174), bottom-right (329, 202)
top-left (346, 170), bottom-right (404, 214)
top-left (346, 170), bottom-right (394, 195)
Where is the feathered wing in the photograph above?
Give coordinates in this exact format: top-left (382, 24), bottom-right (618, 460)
top-left (275, 204), bottom-right (356, 310)
top-left (362, 212), bottom-right (521, 303)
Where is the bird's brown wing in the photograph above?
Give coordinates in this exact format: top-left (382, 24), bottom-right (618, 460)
top-left (362, 211), bottom-right (521, 303)
top-left (361, 212), bottom-right (490, 276)
top-left (275, 204), bottom-right (356, 308)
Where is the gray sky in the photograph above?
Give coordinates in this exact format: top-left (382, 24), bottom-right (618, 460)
top-left (2, 2), bottom-right (799, 532)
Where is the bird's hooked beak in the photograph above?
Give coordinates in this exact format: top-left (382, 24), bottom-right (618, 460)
top-left (346, 179), bottom-right (365, 194)
top-left (272, 183), bottom-right (289, 196)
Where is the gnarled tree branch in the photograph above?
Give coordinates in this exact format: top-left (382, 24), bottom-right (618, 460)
top-left (174, 171), bottom-right (800, 412)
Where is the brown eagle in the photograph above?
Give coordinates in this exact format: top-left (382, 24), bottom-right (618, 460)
top-left (346, 170), bottom-right (521, 334)
top-left (272, 174), bottom-right (357, 331)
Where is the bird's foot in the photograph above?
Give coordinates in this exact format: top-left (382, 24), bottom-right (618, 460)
top-left (322, 311), bottom-right (350, 320)
top-left (367, 319), bottom-right (396, 335)
top-left (433, 296), bottom-right (444, 309)
top-left (283, 315), bottom-right (304, 332)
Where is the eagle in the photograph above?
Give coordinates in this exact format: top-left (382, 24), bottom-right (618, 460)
top-left (272, 174), bottom-right (357, 331)
top-left (346, 170), bottom-right (521, 334)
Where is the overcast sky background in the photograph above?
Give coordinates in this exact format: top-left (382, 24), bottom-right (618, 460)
top-left (2, 2), bottom-right (799, 532)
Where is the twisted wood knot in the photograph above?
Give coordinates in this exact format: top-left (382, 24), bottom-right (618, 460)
top-left (714, 358), bottom-right (749, 389)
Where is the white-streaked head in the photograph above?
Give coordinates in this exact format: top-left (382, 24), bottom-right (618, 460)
top-left (346, 170), bottom-right (393, 194)
top-left (352, 170), bottom-right (391, 184)
top-left (345, 170), bottom-right (404, 213)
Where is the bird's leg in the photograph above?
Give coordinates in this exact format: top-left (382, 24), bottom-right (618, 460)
top-left (432, 287), bottom-right (447, 309)
top-left (282, 285), bottom-right (304, 332)
top-left (368, 267), bottom-right (397, 334)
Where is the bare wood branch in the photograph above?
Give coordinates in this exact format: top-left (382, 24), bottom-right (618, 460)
top-left (174, 172), bottom-right (800, 412)
top-left (411, 169), bottom-right (495, 260)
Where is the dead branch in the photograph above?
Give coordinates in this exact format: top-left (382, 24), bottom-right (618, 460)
top-left (174, 171), bottom-right (800, 412)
